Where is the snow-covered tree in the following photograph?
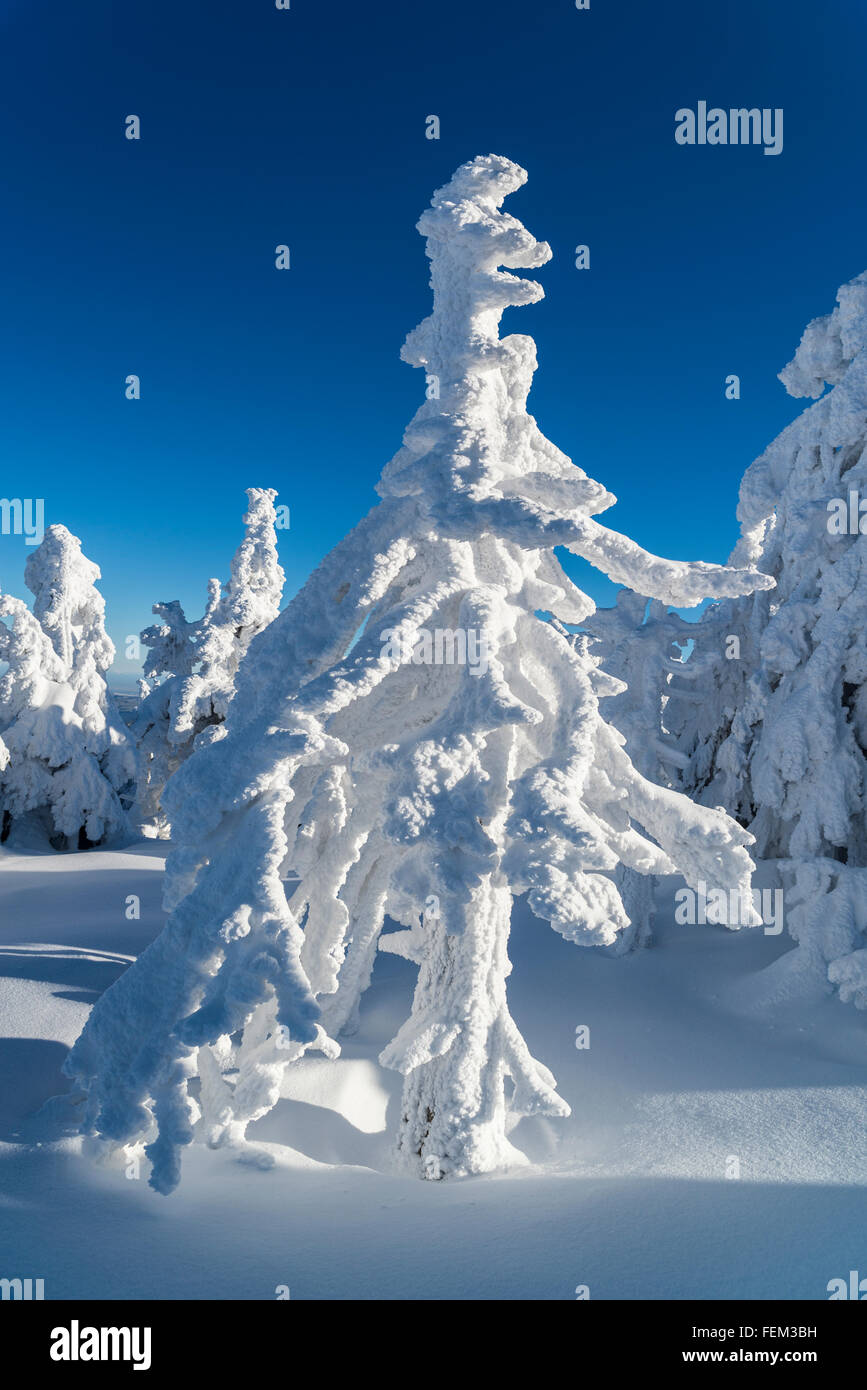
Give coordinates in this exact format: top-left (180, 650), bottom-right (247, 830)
top-left (667, 593), bottom-right (767, 825)
top-left (138, 600), bottom-right (198, 700)
top-left (0, 524), bottom-right (135, 847)
top-left (577, 593), bottom-right (696, 950)
top-left (66, 155), bottom-right (772, 1194)
top-left (678, 272), bottom-right (867, 1005)
top-left (581, 590), bottom-right (697, 786)
top-left (132, 488), bottom-right (285, 835)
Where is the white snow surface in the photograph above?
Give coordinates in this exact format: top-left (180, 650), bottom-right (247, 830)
top-left (1, 840), bottom-right (866, 1299)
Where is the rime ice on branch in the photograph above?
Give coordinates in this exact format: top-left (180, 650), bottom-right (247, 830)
top-left (66, 156), bottom-right (771, 1192)
top-left (0, 525), bottom-right (135, 847)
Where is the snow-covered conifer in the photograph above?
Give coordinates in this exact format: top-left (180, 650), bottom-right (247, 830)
top-left (132, 488), bottom-right (285, 834)
top-left (667, 594), bottom-right (766, 825)
top-left (582, 590), bottom-right (695, 786)
top-left (138, 600), bottom-right (198, 701)
top-left (128, 602), bottom-right (198, 834)
top-left (577, 596), bottom-right (689, 950)
top-left (66, 156), bottom-right (771, 1193)
top-left (0, 525), bottom-right (135, 847)
top-left (678, 273), bottom-right (867, 1005)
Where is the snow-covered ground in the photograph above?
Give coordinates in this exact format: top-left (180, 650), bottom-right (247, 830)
top-left (1, 840), bottom-right (866, 1301)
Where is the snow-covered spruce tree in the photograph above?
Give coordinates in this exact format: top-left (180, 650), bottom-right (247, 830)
top-left (578, 593), bottom-right (698, 950)
top-left (138, 599), bottom-right (198, 702)
top-left (131, 488), bottom-right (285, 835)
top-left (581, 590), bottom-right (696, 787)
top-left (675, 272), bottom-right (867, 1006)
top-left (131, 602), bottom-right (198, 835)
top-left (666, 592), bottom-right (767, 826)
top-left (66, 155), bottom-right (772, 1193)
top-left (583, 588), bottom-right (763, 819)
top-left (0, 525), bottom-right (135, 848)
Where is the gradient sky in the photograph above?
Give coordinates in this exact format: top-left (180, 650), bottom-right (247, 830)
top-left (1, 0), bottom-right (865, 685)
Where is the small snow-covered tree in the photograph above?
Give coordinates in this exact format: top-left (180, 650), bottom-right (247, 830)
top-left (138, 599), bottom-right (198, 700)
top-left (667, 592), bottom-right (767, 825)
top-left (132, 488), bottom-right (285, 835)
top-left (0, 525), bottom-right (135, 847)
top-left (678, 272), bottom-right (867, 1005)
top-left (582, 590), bottom-right (696, 786)
top-left (131, 601), bottom-right (199, 834)
top-left (66, 156), bottom-right (771, 1193)
top-left (579, 592), bottom-right (697, 950)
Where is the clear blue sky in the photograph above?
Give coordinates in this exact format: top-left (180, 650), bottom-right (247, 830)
top-left (1, 0), bottom-right (865, 684)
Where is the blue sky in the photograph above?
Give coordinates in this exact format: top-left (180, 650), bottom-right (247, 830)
top-left (1, 0), bottom-right (865, 684)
